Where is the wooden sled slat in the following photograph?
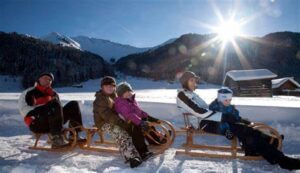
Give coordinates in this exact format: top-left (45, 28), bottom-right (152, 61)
top-left (78, 126), bottom-right (120, 154)
top-left (182, 143), bottom-right (243, 152)
top-left (94, 131), bottom-right (116, 145)
top-left (175, 130), bottom-right (262, 160)
top-left (29, 128), bottom-right (77, 152)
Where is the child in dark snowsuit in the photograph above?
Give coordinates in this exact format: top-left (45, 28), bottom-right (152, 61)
top-left (209, 88), bottom-right (251, 139)
top-left (209, 87), bottom-right (300, 170)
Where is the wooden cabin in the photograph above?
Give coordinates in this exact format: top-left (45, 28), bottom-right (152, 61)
top-left (223, 69), bottom-right (277, 97)
top-left (272, 77), bottom-right (300, 96)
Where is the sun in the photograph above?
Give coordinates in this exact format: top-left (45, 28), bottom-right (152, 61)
top-left (216, 19), bottom-right (241, 42)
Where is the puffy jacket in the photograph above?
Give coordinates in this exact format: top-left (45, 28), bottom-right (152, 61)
top-left (18, 84), bottom-right (60, 126)
top-left (18, 84), bottom-right (60, 117)
top-left (176, 88), bottom-right (217, 118)
top-left (114, 95), bottom-right (148, 126)
top-left (209, 99), bottom-right (241, 122)
top-left (93, 90), bottom-right (127, 129)
top-left (209, 99), bottom-right (241, 133)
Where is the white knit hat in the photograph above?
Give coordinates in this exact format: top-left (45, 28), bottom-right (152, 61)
top-left (217, 87), bottom-right (233, 102)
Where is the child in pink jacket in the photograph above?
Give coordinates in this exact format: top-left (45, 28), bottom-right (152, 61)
top-left (115, 82), bottom-right (165, 145)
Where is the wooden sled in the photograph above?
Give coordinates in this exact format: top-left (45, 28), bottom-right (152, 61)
top-left (175, 113), bottom-right (283, 160)
top-left (29, 128), bottom-right (77, 152)
top-left (78, 126), bottom-right (119, 153)
top-left (147, 120), bottom-right (176, 155)
top-left (79, 120), bottom-right (176, 155)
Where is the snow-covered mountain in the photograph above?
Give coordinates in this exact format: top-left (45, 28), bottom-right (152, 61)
top-left (41, 32), bottom-right (81, 50)
top-left (72, 35), bottom-right (149, 62)
top-left (41, 32), bottom-right (177, 62)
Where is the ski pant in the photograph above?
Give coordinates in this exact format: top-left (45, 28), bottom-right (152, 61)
top-left (229, 123), bottom-right (285, 164)
top-left (200, 120), bottom-right (300, 169)
top-left (28, 100), bottom-right (83, 135)
top-left (199, 120), bottom-right (282, 162)
top-left (101, 123), bottom-right (140, 161)
top-left (125, 124), bottom-right (149, 156)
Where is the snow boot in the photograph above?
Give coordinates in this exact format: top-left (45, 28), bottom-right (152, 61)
top-left (141, 151), bottom-right (154, 161)
top-left (129, 157), bottom-right (142, 168)
top-left (68, 133), bottom-right (87, 144)
top-left (51, 134), bottom-right (70, 149)
top-left (278, 156), bottom-right (300, 170)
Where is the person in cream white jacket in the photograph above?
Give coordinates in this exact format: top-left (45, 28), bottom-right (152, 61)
top-left (176, 71), bottom-right (300, 171)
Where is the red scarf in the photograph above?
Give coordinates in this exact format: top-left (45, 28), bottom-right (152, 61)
top-left (24, 84), bottom-right (56, 126)
top-left (34, 84), bottom-right (55, 105)
top-left (35, 84), bottom-right (55, 96)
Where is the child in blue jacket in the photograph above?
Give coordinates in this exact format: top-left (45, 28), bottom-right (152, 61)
top-left (209, 87), bottom-right (251, 139)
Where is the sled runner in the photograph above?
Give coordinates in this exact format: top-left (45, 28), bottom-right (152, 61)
top-left (176, 113), bottom-right (283, 160)
top-left (29, 128), bottom-right (77, 152)
top-left (79, 120), bottom-right (176, 155)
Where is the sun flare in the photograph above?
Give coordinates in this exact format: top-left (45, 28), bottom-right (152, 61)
top-left (216, 19), bottom-right (241, 42)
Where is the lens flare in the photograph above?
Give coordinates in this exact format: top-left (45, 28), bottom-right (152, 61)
top-left (216, 19), bottom-right (241, 42)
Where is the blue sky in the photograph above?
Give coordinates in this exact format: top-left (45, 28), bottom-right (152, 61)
top-left (0, 0), bottom-right (299, 47)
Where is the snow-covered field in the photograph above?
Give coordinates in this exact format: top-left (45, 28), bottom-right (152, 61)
top-left (1, 76), bottom-right (300, 173)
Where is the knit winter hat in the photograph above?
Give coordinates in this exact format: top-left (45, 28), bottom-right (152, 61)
top-left (101, 76), bottom-right (116, 87)
top-left (179, 71), bottom-right (200, 89)
top-left (37, 72), bottom-right (54, 82)
top-left (116, 82), bottom-right (133, 97)
top-left (217, 87), bottom-right (233, 102)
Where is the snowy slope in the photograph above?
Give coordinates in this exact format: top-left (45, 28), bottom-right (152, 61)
top-left (40, 32), bottom-right (177, 62)
top-left (1, 77), bottom-right (300, 172)
top-left (72, 36), bottom-right (149, 62)
top-left (72, 36), bottom-right (178, 61)
top-left (41, 32), bottom-right (81, 50)
top-left (1, 96), bottom-right (300, 172)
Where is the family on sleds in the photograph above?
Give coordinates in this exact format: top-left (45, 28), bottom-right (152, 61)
top-left (18, 71), bottom-right (300, 170)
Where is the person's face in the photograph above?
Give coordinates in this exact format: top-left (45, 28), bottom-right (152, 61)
top-left (38, 75), bottom-right (52, 87)
top-left (187, 78), bottom-right (198, 91)
top-left (222, 99), bottom-right (232, 106)
top-left (122, 91), bottom-right (134, 99)
top-left (102, 84), bottom-right (116, 94)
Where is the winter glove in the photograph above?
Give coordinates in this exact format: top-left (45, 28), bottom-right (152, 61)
top-left (225, 129), bottom-right (234, 140)
top-left (140, 121), bottom-right (150, 132)
top-left (241, 118), bottom-right (253, 125)
top-left (143, 116), bottom-right (160, 123)
top-left (223, 115), bottom-right (242, 124)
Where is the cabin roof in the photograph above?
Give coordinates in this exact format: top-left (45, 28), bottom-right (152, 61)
top-left (225, 69), bottom-right (277, 81)
top-left (272, 77), bottom-right (300, 89)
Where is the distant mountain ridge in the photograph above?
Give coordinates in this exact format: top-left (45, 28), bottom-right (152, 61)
top-left (40, 32), bottom-right (177, 62)
top-left (116, 31), bottom-right (300, 84)
top-left (3, 30), bottom-right (299, 88)
top-left (72, 35), bottom-right (149, 62)
top-left (0, 31), bottom-right (113, 88)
